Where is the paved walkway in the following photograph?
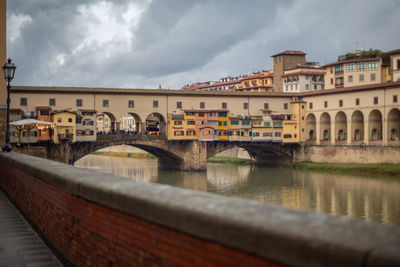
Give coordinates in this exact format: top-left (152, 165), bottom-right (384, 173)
top-left (0, 189), bottom-right (62, 267)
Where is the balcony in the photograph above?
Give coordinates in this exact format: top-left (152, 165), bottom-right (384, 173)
top-left (58, 134), bottom-right (74, 141)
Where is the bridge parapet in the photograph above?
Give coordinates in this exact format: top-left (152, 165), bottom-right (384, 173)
top-left (0, 152), bottom-right (399, 266)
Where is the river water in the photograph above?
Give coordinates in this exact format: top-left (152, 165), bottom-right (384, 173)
top-left (75, 154), bottom-right (400, 225)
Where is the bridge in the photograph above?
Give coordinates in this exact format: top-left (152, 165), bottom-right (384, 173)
top-left (45, 133), bottom-right (297, 170)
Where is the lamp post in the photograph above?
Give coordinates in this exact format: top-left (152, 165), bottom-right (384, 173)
top-left (2, 59), bottom-right (16, 152)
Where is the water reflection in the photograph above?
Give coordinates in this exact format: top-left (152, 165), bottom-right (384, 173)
top-left (75, 155), bottom-right (400, 225)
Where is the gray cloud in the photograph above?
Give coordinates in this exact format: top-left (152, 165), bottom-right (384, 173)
top-left (6, 0), bottom-right (400, 89)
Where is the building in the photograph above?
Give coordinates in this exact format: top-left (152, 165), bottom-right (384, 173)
top-left (282, 98), bottom-right (307, 143)
top-left (36, 106), bottom-right (53, 142)
top-left (388, 49), bottom-right (400, 82)
top-left (96, 113), bottom-right (111, 133)
top-left (52, 110), bottom-right (76, 143)
top-left (167, 111), bottom-right (196, 140)
top-left (323, 50), bottom-right (388, 90)
top-left (272, 50), bottom-right (307, 92)
top-left (282, 66), bottom-right (325, 93)
top-left (76, 109), bottom-right (97, 142)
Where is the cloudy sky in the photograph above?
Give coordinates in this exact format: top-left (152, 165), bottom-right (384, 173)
top-left (6, 0), bottom-right (400, 89)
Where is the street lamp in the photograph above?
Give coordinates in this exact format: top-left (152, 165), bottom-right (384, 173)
top-left (2, 59), bottom-right (16, 152)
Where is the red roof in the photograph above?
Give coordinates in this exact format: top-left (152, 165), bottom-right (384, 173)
top-left (387, 48), bottom-right (400, 55)
top-left (298, 81), bottom-right (400, 97)
top-left (271, 50), bottom-right (307, 57)
top-left (282, 71), bottom-right (326, 77)
top-left (323, 57), bottom-right (381, 67)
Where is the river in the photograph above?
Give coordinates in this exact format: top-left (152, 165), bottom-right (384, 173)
top-left (75, 154), bottom-right (400, 225)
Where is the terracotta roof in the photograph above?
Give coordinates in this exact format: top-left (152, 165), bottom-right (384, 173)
top-left (298, 81), bottom-right (400, 97)
top-left (52, 110), bottom-right (77, 115)
top-left (35, 106), bottom-right (52, 110)
top-left (387, 48), bottom-right (400, 55)
top-left (240, 73), bottom-right (273, 80)
top-left (271, 50), bottom-right (307, 57)
top-left (79, 109), bottom-right (97, 113)
top-left (282, 71), bottom-right (326, 77)
top-left (323, 57), bottom-right (381, 67)
top-left (182, 109), bottom-right (229, 113)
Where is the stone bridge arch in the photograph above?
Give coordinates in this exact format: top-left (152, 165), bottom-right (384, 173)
top-left (205, 141), bottom-right (296, 166)
top-left (50, 138), bottom-right (299, 171)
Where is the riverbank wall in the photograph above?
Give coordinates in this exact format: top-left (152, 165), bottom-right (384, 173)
top-left (1, 152), bottom-right (400, 266)
top-left (295, 144), bottom-right (400, 164)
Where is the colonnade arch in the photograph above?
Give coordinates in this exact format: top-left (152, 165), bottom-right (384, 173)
top-left (97, 112), bottom-right (118, 133)
top-left (351, 111), bottom-right (364, 142)
top-left (320, 112), bottom-right (331, 141)
top-left (388, 108), bottom-right (400, 141)
top-left (306, 114), bottom-right (316, 141)
top-left (335, 111), bottom-right (347, 141)
top-left (306, 108), bottom-right (399, 145)
top-left (120, 112), bottom-right (143, 133)
top-left (369, 110), bottom-right (382, 141)
top-left (145, 112), bottom-right (167, 136)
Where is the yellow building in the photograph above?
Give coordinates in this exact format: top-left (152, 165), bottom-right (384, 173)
top-left (167, 111), bottom-right (196, 140)
top-left (52, 110), bottom-right (76, 143)
top-left (217, 110), bottom-right (229, 140)
top-left (282, 98), bottom-right (307, 143)
top-left (236, 71), bottom-right (273, 92)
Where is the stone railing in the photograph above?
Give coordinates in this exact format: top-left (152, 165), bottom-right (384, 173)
top-left (0, 152), bottom-right (399, 266)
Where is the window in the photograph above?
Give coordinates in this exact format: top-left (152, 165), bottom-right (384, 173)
top-left (284, 103), bottom-right (288, 110)
top-left (330, 78), bottom-right (333, 85)
top-left (198, 113), bottom-right (204, 117)
top-left (128, 100), bottom-right (134, 108)
top-left (230, 120), bottom-right (239, 125)
top-left (348, 75), bottom-right (353, 83)
top-left (339, 100), bottom-right (343, 107)
top-left (368, 61), bottom-right (379, 70)
top-left (285, 85), bottom-right (288, 92)
top-left (357, 62), bottom-right (366, 71)
top-left (335, 64), bottom-right (343, 73)
top-left (76, 99), bottom-right (82, 107)
top-left (264, 103), bottom-right (269, 110)
top-left (20, 98), bottom-right (27, 106)
top-left (397, 59), bottom-right (400, 70)
top-left (174, 121), bottom-right (182, 125)
top-left (394, 95), bottom-right (398, 103)
top-left (222, 102), bottom-right (227, 109)
top-left (40, 110), bottom-right (49, 116)
top-left (346, 63), bottom-right (355, 72)
top-left (305, 84), bottom-right (309, 90)
top-left (371, 73), bottom-right (376, 81)
top-left (314, 84), bottom-right (317, 90)
top-left (359, 74), bottom-right (364, 82)
top-left (324, 101), bottom-right (328, 108)
top-left (356, 98), bottom-right (360, 106)
top-left (153, 100), bottom-right (158, 108)
top-left (68, 118), bottom-right (72, 123)
top-left (176, 101), bottom-right (182, 109)
top-left (57, 118), bottom-right (62, 123)
top-left (200, 102), bottom-right (205, 109)
top-left (374, 97), bottom-right (378, 105)
top-left (243, 103), bottom-right (248, 109)
top-left (305, 75), bottom-right (309, 80)
top-left (49, 98), bottom-right (56, 106)
top-left (103, 100), bottom-right (109, 107)
top-left (309, 102), bottom-right (313, 109)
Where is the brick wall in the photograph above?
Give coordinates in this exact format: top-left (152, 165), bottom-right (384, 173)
top-left (0, 108), bottom-right (5, 147)
top-left (0, 159), bottom-right (280, 266)
top-left (1, 153), bottom-right (399, 267)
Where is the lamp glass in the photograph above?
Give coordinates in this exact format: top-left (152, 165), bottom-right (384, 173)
top-left (2, 60), bottom-right (16, 80)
